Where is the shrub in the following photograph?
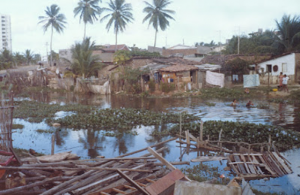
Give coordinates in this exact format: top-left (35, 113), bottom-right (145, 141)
top-left (161, 83), bottom-right (175, 93)
top-left (148, 80), bottom-right (155, 92)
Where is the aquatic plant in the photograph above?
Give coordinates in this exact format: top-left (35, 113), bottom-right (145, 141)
top-left (169, 121), bottom-right (300, 151)
top-left (12, 124), bottom-right (24, 129)
top-left (47, 108), bottom-right (200, 131)
top-left (204, 102), bottom-right (216, 107)
top-left (181, 163), bottom-right (231, 185)
top-left (14, 101), bottom-right (94, 123)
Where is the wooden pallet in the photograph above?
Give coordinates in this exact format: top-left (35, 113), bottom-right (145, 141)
top-left (228, 151), bottom-right (292, 179)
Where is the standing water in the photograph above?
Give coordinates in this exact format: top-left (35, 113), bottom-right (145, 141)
top-left (12, 92), bottom-right (300, 194)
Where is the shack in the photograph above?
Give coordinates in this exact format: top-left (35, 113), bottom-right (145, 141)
top-left (158, 64), bottom-right (199, 90)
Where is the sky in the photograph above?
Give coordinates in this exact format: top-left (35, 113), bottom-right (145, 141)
top-left (1, 0), bottom-right (300, 58)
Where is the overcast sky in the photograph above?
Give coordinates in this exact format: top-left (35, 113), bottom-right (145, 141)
top-left (1, 0), bottom-right (299, 57)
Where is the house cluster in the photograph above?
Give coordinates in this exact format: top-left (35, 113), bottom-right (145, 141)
top-left (57, 44), bottom-right (300, 94)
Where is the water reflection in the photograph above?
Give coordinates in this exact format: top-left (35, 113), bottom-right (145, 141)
top-left (11, 91), bottom-right (300, 194)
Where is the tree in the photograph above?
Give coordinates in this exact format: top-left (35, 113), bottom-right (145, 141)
top-left (0, 49), bottom-right (14, 69)
top-left (13, 52), bottom-right (26, 66)
top-left (73, 0), bottom-right (101, 39)
top-left (38, 4), bottom-right (67, 66)
top-left (275, 14), bottom-right (300, 52)
top-left (68, 37), bottom-right (103, 78)
top-left (113, 50), bottom-right (132, 65)
top-left (24, 49), bottom-right (35, 65)
top-left (48, 50), bottom-right (59, 63)
top-left (100, 0), bottom-right (134, 51)
top-left (143, 0), bottom-right (175, 48)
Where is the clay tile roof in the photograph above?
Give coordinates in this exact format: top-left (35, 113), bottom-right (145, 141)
top-left (102, 44), bottom-right (128, 51)
top-left (159, 64), bottom-right (198, 72)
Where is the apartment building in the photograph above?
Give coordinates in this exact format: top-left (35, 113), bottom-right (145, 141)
top-left (0, 14), bottom-right (12, 52)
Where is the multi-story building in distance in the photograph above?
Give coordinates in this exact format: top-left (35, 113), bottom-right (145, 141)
top-left (0, 14), bottom-right (12, 52)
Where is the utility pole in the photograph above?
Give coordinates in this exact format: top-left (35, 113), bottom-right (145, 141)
top-left (237, 27), bottom-right (240, 55)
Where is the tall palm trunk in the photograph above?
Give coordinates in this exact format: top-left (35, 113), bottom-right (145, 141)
top-left (50, 25), bottom-right (53, 67)
top-left (154, 29), bottom-right (158, 48)
top-left (115, 32), bottom-right (118, 51)
top-left (84, 23), bottom-right (86, 40)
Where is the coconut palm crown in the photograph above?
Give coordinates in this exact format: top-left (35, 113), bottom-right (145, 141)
top-left (70, 37), bottom-right (102, 78)
top-left (143, 0), bottom-right (175, 48)
top-left (38, 4), bottom-right (67, 66)
top-left (275, 14), bottom-right (300, 52)
top-left (100, 0), bottom-right (134, 51)
top-left (74, 0), bottom-right (102, 39)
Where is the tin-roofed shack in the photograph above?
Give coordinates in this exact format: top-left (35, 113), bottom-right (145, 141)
top-left (159, 64), bottom-right (199, 90)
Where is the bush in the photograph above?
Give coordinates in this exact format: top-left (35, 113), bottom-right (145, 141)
top-left (161, 83), bottom-right (175, 93)
top-left (148, 80), bottom-right (155, 92)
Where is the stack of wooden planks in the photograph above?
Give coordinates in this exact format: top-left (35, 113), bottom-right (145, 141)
top-left (0, 137), bottom-right (190, 195)
top-left (227, 151), bottom-right (292, 179)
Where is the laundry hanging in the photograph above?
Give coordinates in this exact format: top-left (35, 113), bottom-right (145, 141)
top-left (206, 71), bottom-right (225, 88)
top-left (243, 74), bottom-right (260, 88)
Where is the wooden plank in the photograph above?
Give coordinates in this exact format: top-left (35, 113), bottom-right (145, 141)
top-left (185, 131), bottom-right (190, 145)
top-left (112, 188), bottom-right (126, 194)
top-left (233, 155), bottom-right (247, 174)
top-left (188, 133), bottom-right (198, 142)
top-left (250, 155), bottom-right (264, 175)
top-left (124, 185), bottom-right (137, 191)
top-left (233, 153), bottom-right (262, 156)
top-left (227, 157), bottom-right (240, 175)
top-left (262, 153), bottom-right (283, 176)
top-left (191, 156), bottom-right (227, 162)
top-left (267, 152), bottom-right (286, 176)
top-left (258, 155), bottom-right (276, 176)
top-left (145, 178), bottom-right (155, 183)
top-left (136, 182), bottom-right (147, 187)
top-left (117, 169), bottom-right (150, 195)
top-left (0, 166), bottom-right (151, 173)
top-left (239, 155), bottom-right (251, 174)
top-left (147, 147), bottom-right (176, 171)
top-left (272, 152), bottom-right (292, 174)
top-left (145, 169), bottom-right (185, 195)
top-left (118, 137), bottom-right (177, 158)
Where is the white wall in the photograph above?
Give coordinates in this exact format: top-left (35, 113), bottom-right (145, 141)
top-left (258, 53), bottom-right (295, 76)
top-left (0, 15), bottom-right (12, 52)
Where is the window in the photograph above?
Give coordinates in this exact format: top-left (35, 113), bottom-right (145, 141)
top-left (273, 65), bottom-right (278, 72)
top-left (267, 64), bottom-right (272, 73)
top-left (282, 63), bottom-right (287, 72)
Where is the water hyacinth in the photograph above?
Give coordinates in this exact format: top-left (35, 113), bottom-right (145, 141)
top-left (169, 121), bottom-right (300, 151)
top-left (47, 108), bottom-right (200, 131)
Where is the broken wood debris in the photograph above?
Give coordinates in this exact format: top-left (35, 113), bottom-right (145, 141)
top-left (0, 137), bottom-right (189, 195)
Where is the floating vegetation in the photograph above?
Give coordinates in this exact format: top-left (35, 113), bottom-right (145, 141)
top-left (169, 121), bottom-right (300, 151)
top-left (204, 102), bottom-right (216, 107)
top-left (181, 163), bottom-right (231, 185)
top-left (14, 101), bottom-right (94, 123)
top-left (47, 108), bottom-right (200, 131)
top-left (12, 124), bottom-right (24, 129)
top-left (36, 129), bottom-right (55, 134)
top-left (256, 103), bottom-right (269, 109)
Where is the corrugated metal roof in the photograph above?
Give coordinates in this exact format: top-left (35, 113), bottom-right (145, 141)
top-left (159, 64), bottom-right (198, 72)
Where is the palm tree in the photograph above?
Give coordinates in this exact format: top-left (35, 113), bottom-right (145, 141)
top-left (67, 37), bottom-right (103, 78)
top-left (13, 52), bottom-right (26, 66)
top-left (100, 0), bottom-right (134, 51)
top-left (73, 0), bottom-right (101, 40)
top-left (38, 4), bottom-right (67, 66)
top-left (24, 49), bottom-right (35, 65)
top-left (275, 14), bottom-right (300, 52)
top-left (143, 0), bottom-right (175, 48)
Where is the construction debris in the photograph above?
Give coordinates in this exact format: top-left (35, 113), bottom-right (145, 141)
top-left (0, 137), bottom-right (191, 195)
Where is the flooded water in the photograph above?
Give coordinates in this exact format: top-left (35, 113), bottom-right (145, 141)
top-left (12, 92), bottom-right (300, 194)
